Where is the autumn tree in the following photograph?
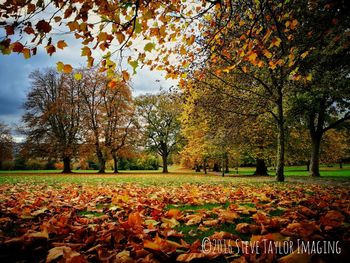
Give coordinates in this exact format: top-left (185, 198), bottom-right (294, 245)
top-left (80, 69), bottom-right (134, 173)
top-left (136, 92), bottom-right (182, 173)
top-left (289, 3), bottom-right (350, 176)
top-left (321, 128), bottom-right (349, 168)
top-left (22, 69), bottom-right (82, 173)
top-left (182, 76), bottom-right (275, 176)
top-left (101, 79), bottom-right (135, 174)
top-left (0, 122), bottom-right (14, 169)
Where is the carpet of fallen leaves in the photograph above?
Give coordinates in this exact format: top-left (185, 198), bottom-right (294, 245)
top-left (0, 177), bottom-right (349, 263)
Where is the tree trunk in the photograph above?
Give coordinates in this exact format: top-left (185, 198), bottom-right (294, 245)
top-left (276, 99), bottom-right (285, 182)
top-left (162, 154), bottom-right (168, 173)
top-left (62, 156), bottom-right (72, 173)
top-left (195, 163), bottom-right (200, 172)
top-left (339, 162), bottom-right (343, 169)
top-left (112, 153), bottom-right (118, 173)
top-left (254, 158), bottom-right (268, 176)
top-left (213, 162), bottom-right (219, 172)
top-left (221, 156), bottom-right (225, 177)
top-left (96, 150), bottom-right (106, 173)
top-left (309, 134), bottom-right (322, 177)
top-left (225, 154), bottom-right (229, 173)
top-left (203, 159), bottom-right (207, 174)
top-left (306, 160), bottom-right (310, 171)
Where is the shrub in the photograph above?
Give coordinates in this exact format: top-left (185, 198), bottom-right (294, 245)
top-left (1, 160), bottom-right (14, 170)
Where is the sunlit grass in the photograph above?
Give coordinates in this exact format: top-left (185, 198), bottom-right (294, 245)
top-left (0, 165), bottom-right (349, 186)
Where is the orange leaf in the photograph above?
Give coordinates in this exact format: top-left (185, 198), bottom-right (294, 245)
top-left (57, 40), bottom-right (67, 50)
top-left (108, 79), bottom-right (117, 89)
top-left (63, 64), bottom-right (73, 73)
top-left (128, 212), bottom-right (142, 228)
top-left (167, 209), bottom-right (181, 218)
top-left (22, 48), bottom-right (31, 59)
top-left (144, 240), bottom-right (161, 251)
top-left (122, 70), bottom-right (130, 81)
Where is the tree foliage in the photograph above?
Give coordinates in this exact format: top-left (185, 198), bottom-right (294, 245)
top-left (136, 91), bottom-right (183, 173)
top-left (22, 68), bottom-right (82, 173)
top-left (0, 122), bottom-right (13, 169)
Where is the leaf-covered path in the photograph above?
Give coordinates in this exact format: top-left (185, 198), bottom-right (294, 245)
top-left (0, 174), bottom-right (349, 262)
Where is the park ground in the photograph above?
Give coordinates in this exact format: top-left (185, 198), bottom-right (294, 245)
top-left (0, 166), bottom-right (349, 262)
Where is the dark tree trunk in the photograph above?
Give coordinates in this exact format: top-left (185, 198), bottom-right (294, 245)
top-left (221, 156), bottom-right (225, 177)
top-left (0, 161), bottom-right (3, 170)
top-left (225, 154), bottom-right (229, 173)
top-left (339, 162), bottom-right (343, 169)
top-left (96, 150), bottom-right (106, 173)
top-left (276, 99), bottom-right (285, 182)
top-left (203, 159), bottom-right (207, 174)
top-left (62, 156), bottom-right (72, 173)
top-left (195, 163), bottom-right (200, 172)
top-left (98, 159), bottom-right (106, 173)
top-left (213, 163), bottom-right (220, 172)
top-left (112, 153), bottom-right (118, 173)
top-left (254, 158), bottom-right (268, 176)
top-left (309, 133), bottom-right (321, 177)
top-left (162, 154), bottom-right (168, 173)
top-left (306, 160), bottom-right (310, 171)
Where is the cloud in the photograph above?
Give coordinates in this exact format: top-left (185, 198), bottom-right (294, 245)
top-left (0, 39), bottom-right (178, 131)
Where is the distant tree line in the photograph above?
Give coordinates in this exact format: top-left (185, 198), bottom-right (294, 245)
top-left (0, 69), bottom-right (182, 173)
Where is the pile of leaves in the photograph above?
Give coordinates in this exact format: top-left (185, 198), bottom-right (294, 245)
top-left (0, 181), bottom-right (349, 262)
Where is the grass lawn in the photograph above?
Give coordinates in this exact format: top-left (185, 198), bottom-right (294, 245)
top-left (0, 168), bottom-right (349, 262)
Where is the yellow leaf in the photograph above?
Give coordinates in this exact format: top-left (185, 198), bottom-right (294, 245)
top-left (74, 73), bottom-right (82, 80)
top-left (56, 61), bottom-right (64, 72)
top-left (144, 42), bottom-right (155, 52)
top-left (248, 51), bottom-right (258, 62)
top-left (270, 37), bottom-right (282, 48)
top-left (180, 45), bottom-right (186, 55)
top-left (301, 51), bottom-right (309, 59)
top-left (63, 64), bottom-right (73, 73)
top-left (57, 40), bottom-right (67, 50)
top-left (285, 20), bottom-right (291, 28)
top-left (306, 73), bottom-right (313, 81)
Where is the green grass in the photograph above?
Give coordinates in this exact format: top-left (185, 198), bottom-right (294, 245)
top-left (0, 165), bottom-right (349, 186)
top-left (228, 164), bottom-right (350, 177)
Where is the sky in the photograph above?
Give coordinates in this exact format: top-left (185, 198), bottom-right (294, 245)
top-left (0, 43), bottom-right (177, 140)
